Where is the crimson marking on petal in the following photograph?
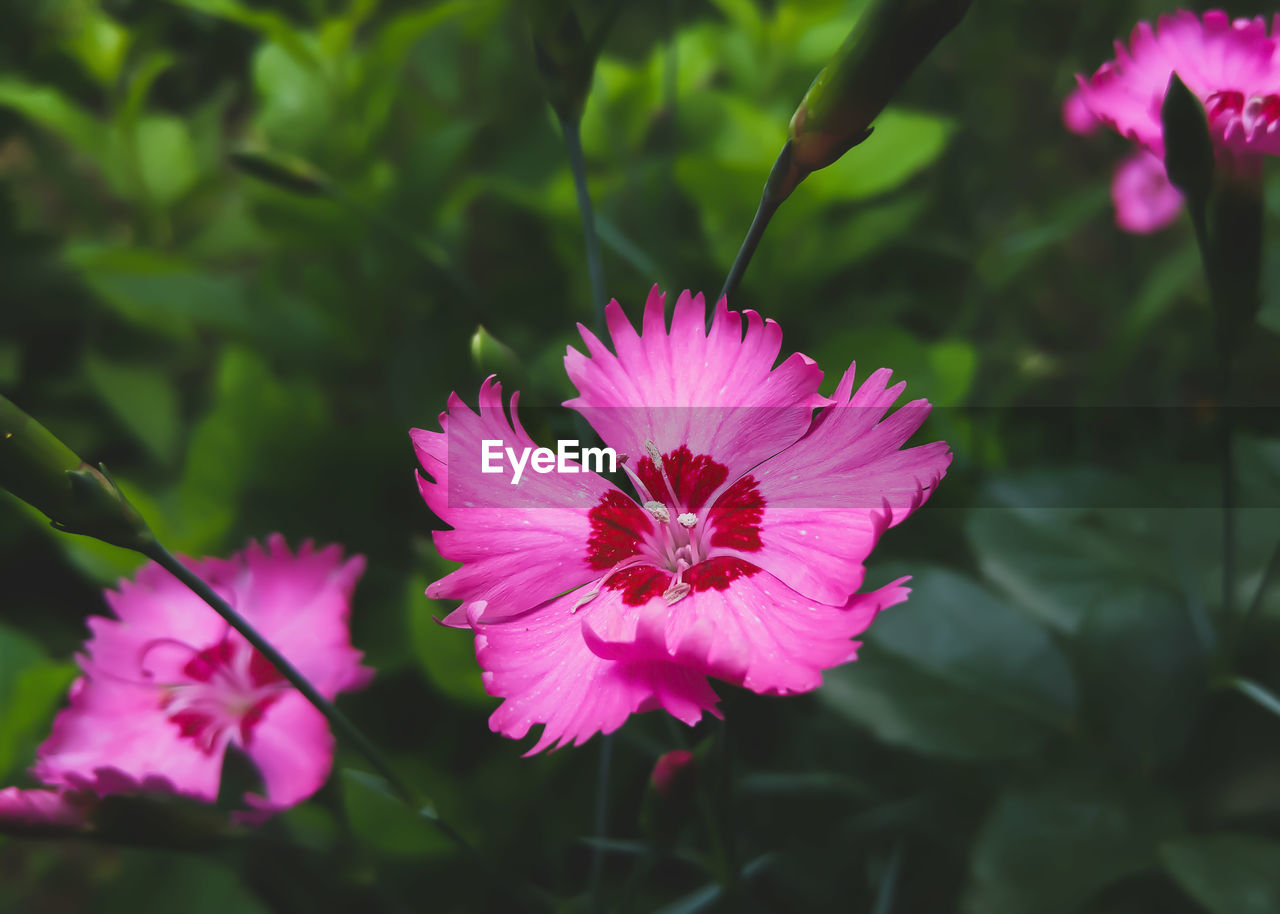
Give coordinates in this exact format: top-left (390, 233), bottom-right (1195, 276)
top-left (586, 490), bottom-right (654, 570)
top-left (684, 557), bottom-right (759, 593)
top-left (249, 649), bottom-right (286, 688)
top-left (168, 710), bottom-right (218, 749)
top-left (708, 475), bottom-right (765, 552)
top-left (182, 641), bottom-right (235, 683)
top-left (239, 694), bottom-right (282, 746)
top-left (605, 557), bottom-right (760, 606)
top-left (637, 446), bottom-right (728, 512)
top-left (606, 566), bottom-right (670, 605)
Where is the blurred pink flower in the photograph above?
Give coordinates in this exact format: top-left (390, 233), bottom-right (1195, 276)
top-left (0, 786), bottom-right (94, 831)
top-left (29, 536), bottom-right (370, 817)
top-left (412, 287), bottom-right (950, 753)
top-left (1112, 149), bottom-right (1186, 233)
top-left (1064, 9), bottom-right (1280, 232)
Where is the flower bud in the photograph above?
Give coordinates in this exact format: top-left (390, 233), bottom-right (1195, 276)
top-left (230, 147), bottom-right (330, 197)
top-left (787, 0), bottom-right (971, 181)
top-left (0, 394), bottom-right (153, 551)
top-left (639, 749), bottom-right (697, 845)
top-left (1160, 73), bottom-right (1214, 208)
top-left (525, 1), bottom-right (616, 124)
top-left (470, 325), bottom-right (525, 384)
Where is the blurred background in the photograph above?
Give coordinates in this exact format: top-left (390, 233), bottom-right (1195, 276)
top-left (2, 0), bottom-right (1280, 911)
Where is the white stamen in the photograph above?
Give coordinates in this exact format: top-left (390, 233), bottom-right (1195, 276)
top-left (643, 500), bottom-right (671, 523)
top-left (663, 581), bottom-right (691, 605)
top-left (677, 512), bottom-right (697, 528)
top-left (644, 440), bottom-right (663, 467)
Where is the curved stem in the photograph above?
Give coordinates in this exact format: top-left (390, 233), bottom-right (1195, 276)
top-left (720, 142), bottom-right (799, 307)
top-left (588, 733), bottom-right (615, 912)
top-left (139, 540), bottom-right (471, 853)
top-left (559, 114), bottom-right (607, 332)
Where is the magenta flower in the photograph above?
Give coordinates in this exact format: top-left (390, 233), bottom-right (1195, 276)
top-left (412, 287), bottom-right (950, 753)
top-left (1065, 9), bottom-right (1280, 233)
top-left (0, 786), bottom-right (94, 831)
top-left (28, 536), bottom-right (370, 817)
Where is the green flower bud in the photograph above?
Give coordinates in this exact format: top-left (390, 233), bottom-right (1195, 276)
top-left (1160, 73), bottom-right (1214, 208)
top-left (0, 395), bottom-right (152, 551)
top-left (470, 325), bottom-right (525, 384)
top-left (524, 0), bottom-right (619, 124)
top-left (230, 148), bottom-right (330, 197)
top-left (788, 0), bottom-right (971, 179)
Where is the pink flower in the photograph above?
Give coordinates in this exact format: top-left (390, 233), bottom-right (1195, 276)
top-left (1065, 9), bottom-right (1280, 232)
top-left (412, 287), bottom-right (950, 753)
top-left (1111, 149), bottom-right (1186, 233)
top-left (0, 786), bottom-right (94, 831)
top-left (29, 536), bottom-right (370, 817)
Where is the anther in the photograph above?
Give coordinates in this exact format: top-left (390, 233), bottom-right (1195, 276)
top-left (644, 440), bottom-right (663, 467)
top-left (677, 513), bottom-right (697, 528)
top-left (643, 501), bottom-right (671, 523)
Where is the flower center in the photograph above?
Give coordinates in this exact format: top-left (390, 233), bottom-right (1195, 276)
top-left (140, 636), bottom-right (288, 754)
top-left (580, 443), bottom-right (764, 609)
top-left (1205, 89), bottom-right (1280, 141)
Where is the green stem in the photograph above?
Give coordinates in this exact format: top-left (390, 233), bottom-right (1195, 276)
top-left (1240, 539), bottom-right (1280, 636)
top-left (720, 143), bottom-right (798, 306)
top-left (588, 733), bottom-right (614, 912)
top-left (559, 114), bottom-right (607, 332)
top-left (139, 540), bottom-right (472, 856)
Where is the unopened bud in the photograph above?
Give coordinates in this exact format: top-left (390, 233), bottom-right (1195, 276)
top-left (470, 325), bottom-right (525, 383)
top-left (1160, 73), bottom-right (1214, 208)
top-left (230, 148), bottom-right (330, 197)
top-left (783, 0), bottom-right (971, 196)
top-left (526, 2), bottom-right (618, 124)
top-left (640, 749), bottom-right (698, 844)
top-left (0, 395), bottom-right (153, 551)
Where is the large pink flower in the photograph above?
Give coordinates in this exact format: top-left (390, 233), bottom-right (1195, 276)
top-left (412, 287), bottom-right (950, 753)
top-left (28, 536), bottom-right (370, 816)
top-left (1065, 9), bottom-right (1280, 232)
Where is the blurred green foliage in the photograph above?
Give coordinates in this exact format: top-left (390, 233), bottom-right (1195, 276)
top-left (1, 0), bottom-right (1280, 912)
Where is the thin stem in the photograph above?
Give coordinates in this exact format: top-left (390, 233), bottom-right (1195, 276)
top-left (720, 143), bottom-right (798, 306)
top-left (588, 733), bottom-right (614, 912)
top-left (1221, 356), bottom-right (1236, 619)
top-left (1241, 539), bottom-right (1280, 635)
top-left (720, 194), bottom-right (781, 307)
top-left (559, 114), bottom-right (607, 332)
top-left (139, 540), bottom-right (472, 855)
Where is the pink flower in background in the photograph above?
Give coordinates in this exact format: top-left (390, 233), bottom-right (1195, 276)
top-left (28, 536), bottom-right (370, 817)
top-left (412, 287), bottom-right (950, 753)
top-left (1065, 9), bottom-right (1280, 232)
top-left (0, 786), bottom-right (94, 831)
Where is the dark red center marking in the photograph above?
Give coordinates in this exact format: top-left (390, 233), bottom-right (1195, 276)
top-left (164, 640), bottom-right (286, 752)
top-left (584, 449), bottom-right (767, 606)
top-left (636, 445), bottom-right (728, 512)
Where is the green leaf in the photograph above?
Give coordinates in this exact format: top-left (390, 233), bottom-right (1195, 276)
top-left (821, 566), bottom-right (1074, 759)
top-left (176, 347), bottom-right (327, 551)
top-left (252, 42), bottom-right (332, 149)
top-left (341, 769), bottom-right (452, 857)
top-left (965, 775), bottom-right (1183, 914)
top-left (134, 116), bottom-right (199, 206)
top-left (1075, 588), bottom-right (1208, 765)
top-left (84, 353), bottom-right (182, 463)
top-left (64, 244), bottom-right (252, 340)
top-left (1160, 834), bottom-right (1280, 914)
top-left (0, 78), bottom-right (107, 156)
top-left (965, 470), bottom-right (1174, 633)
top-left (405, 573), bottom-right (490, 707)
top-left (0, 625), bottom-right (76, 781)
top-left (162, 0), bottom-right (318, 67)
top-left (90, 851), bottom-right (271, 914)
